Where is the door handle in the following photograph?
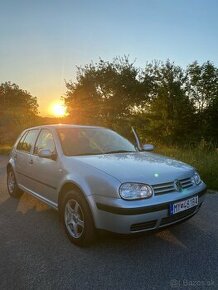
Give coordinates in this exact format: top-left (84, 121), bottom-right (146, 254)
top-left (29, 159), bottom-right (33, 165)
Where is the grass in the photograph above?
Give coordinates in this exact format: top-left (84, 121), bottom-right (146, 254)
top-left (0, 145), bottom-right (12, 155)
top-left (156, 145), bottom-right (218, 191)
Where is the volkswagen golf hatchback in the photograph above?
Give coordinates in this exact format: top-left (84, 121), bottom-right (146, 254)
top-left (7, 125), bottom-right (207, 246)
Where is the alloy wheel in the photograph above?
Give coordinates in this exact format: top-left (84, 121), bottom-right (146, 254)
top-left (64, 199), bottom-right (85, 239)
top-left (8, 171), bottom-right (15, 194)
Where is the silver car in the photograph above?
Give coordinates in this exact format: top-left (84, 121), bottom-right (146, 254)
top-left (7, 125), bottom-right (207, 246)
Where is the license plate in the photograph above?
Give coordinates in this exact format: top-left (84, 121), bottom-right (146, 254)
top-left (169, 196), bottom-right (198, 215)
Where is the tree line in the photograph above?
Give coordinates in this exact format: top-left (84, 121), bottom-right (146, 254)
top-left (1, 57), bottom-right (218, 146)
top-left (64, 57), bottom-right (218, 146)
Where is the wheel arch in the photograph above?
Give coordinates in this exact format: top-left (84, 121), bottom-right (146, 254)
top-left (7, 162), bottom-right (13, 172)
top-left (58, 181), bottom-right (97, 227)
top-left (58, 181), bottom-right (90, 209)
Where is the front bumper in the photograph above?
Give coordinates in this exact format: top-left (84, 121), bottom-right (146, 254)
top-left (89, 183), bottom-right (207, 234)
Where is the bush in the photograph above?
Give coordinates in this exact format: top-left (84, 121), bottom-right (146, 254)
top-left (156, 144), bottom-right (218, 190)
top-left (0, 145), bottom-right (12, 155)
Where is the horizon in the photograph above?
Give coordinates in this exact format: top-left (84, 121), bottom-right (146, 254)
top-left (1, 0), bottom-right (218, 116)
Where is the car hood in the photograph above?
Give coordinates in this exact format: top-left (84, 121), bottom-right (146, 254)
top-left (73, 152), bottom-right (195, 184)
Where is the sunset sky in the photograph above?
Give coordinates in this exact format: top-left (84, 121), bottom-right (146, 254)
top-left (1, 0), bottom-right (218, 116)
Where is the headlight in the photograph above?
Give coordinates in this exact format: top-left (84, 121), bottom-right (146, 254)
top-left (119, 183), bottom-right (153, 200)
top-left (192, 172), bottom-right (202, 185)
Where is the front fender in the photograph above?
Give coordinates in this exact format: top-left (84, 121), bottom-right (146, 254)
top-left (57, 166), bottom-right (121, 200)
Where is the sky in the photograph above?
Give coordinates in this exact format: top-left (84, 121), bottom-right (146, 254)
top-left (1, 0), bottom-right (218, 116)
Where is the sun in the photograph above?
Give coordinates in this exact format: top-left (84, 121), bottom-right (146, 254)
top-left (51, 103), bottom-right (67, 117)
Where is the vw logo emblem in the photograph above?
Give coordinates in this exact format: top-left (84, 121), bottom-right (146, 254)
top-left (174, 180), bottom-right (182, 192)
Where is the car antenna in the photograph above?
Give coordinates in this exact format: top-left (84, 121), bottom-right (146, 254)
top-left (131, 127), bottom-right (142, 151)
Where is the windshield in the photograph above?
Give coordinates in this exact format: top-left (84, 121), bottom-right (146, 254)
top-left (57, 127), bottom-right (137, 156)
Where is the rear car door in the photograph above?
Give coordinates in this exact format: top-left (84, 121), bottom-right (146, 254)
top-left (29, 128), bottom-right (61, 205)
top-left (14, 129), bottom-right (40, 188)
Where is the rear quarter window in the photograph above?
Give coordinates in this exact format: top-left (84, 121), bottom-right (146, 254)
top-left (16, 131), bottom-right (28, 150)
top-left (16, 129), bottom-right (40, 153)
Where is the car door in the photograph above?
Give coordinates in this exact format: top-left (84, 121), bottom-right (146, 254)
top-left (28, 128), bottom-right (61, 205)
top-left (15, 129), bottom-right (40, 188)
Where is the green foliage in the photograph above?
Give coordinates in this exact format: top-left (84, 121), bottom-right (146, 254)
top-left (64, 57), bottom-right (145, 129)
top-left (0, 82), bottom-right (39, 145)
top-left (156, 144), bottom-right (218, 190)
top-left (0, 82), bottom-right (38, 114)
top-left (140, 61), bottom-right (195, 145)
top-left (205, 97), bottom-right (218, 143)
top-left (186, 61), bottom-right (218, 113)
top-left (0, 144), bottom-right (11, 155)
top-left (186, 61), bottom-right (218, 142)
top-left (64, 58), bottom-right (218, 146)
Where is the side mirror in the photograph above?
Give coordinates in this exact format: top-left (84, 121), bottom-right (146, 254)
top-left (142, 144), bottom-right (154, 151)
top-left (38, 149), bottom-right (56, 160)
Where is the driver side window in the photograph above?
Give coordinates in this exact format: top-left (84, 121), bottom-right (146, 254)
top-left (34, 129), bottom-right (56, 155)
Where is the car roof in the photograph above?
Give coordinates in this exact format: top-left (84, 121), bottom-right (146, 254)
top-left (24, 124), bottom-right (106, 131)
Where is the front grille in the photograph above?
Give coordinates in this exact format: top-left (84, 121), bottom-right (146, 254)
top-left (180, 177), bottom-right (194, 189)
top-left (153, 177), bottom-right (193, 195)
top-left (130, 220), bottom-right (157, 232)
top-left (160, 206), bottom-right (197, 226)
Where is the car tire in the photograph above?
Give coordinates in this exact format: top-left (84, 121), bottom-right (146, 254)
top-left (60, 190), bottom-right (96, 247)
top-left (7, 167), bottom-right (23, 198)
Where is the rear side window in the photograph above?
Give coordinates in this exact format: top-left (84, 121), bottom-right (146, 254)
top-left (17, 129), bottom-right (39, 153)
top-left (34, 129), bottom-right (56, 155)
top-left (16, 131), bottom-right (28, 150)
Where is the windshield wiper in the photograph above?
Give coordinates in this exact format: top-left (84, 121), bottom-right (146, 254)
top-left (72, 150), bottom-right (136, 156)
top-left (72, 152), bottom-right (103, 156)
top-left (103, 150), bottom-right (136, 154)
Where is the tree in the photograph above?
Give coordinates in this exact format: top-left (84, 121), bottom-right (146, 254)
top-left (140, 61), bottom-right (196, 145)
top-left (0, 82), bottom-right (39, 144)
top-left (64, 57), bottom-right (218, 146)
top-left (204, 96), bottom-right (218, 144)
top-left (186, 61), bottom-right (218, 141)
top-left (186, 61), bottom-right (218, 113)
top-left (64, 57), bottom-right (146, 132)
